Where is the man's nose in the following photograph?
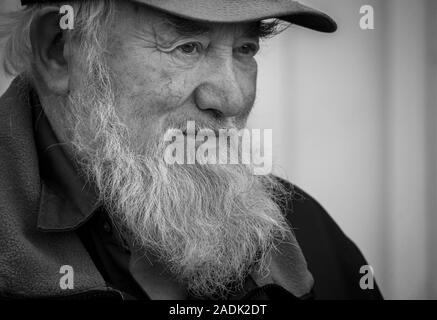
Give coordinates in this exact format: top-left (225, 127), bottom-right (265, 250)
top-left (194, 57), bottom-right (253, 118)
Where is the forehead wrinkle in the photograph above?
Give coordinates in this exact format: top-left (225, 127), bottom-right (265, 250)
top-left (161, 17), bottom-right (261, 41)
top-left (127, 27), bottom-right (158, 48)
top-left (129, 3), bottom-right (212, 39)
top-left (124, 1), bottom-right (264, 42)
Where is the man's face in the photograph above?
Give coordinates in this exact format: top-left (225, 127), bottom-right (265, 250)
top-left (97, 3), bottom-right (259, 149)
top-left (61, 2), bottom-right (288, 299)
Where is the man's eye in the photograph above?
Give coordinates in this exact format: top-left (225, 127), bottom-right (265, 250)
top-left (177, 42), bottom-right (203, 55)
top-left (235, 43), bottom-right (259, 57)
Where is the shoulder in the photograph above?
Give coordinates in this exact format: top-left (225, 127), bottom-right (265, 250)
top-left (270, 176), bottom-right (344, 235)
top-left (271, 175), bottom-right (383, 300)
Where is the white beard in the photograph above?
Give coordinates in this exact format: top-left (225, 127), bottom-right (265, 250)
top-left (66, 58), bottom-right (291, 299)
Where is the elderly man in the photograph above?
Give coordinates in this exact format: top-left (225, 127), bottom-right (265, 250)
top-left (0, 0), bottom-right (382, 300)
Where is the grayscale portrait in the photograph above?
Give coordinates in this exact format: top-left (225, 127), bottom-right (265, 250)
top-left (0, 0), bottom-right (435, 302)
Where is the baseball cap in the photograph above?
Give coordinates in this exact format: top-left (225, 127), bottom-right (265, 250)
top-left (21, 0), bottom-right (337, 33)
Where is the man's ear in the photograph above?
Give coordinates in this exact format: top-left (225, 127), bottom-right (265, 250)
top-left (30, 7), bottom-right (70, 95)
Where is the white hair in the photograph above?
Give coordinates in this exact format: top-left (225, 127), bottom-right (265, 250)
top-left (0, 0), bottom-right (116, 78)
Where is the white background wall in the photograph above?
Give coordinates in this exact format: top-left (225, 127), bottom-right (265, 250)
top-left (251, 0), bottom-right (437, 299)
top-left (1, 0), bottom-right (436, 299)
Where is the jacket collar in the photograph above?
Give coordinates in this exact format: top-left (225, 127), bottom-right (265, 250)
top-left (0, 76), bottom-right (120, 299)
top-left (32, 90), bottom-right (100, 231)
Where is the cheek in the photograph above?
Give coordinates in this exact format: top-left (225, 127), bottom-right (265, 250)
top-left (244, 59), bottom-right (258, 98)
top-left (235, 61), bottom-right (258, 123)
top-left (108, 53), bottom-right (190, 144)
top-left (245, 70), bottom-right (257, 106)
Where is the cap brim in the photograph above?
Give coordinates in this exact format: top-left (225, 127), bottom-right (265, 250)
top-left (21, 0), bottom-right (337, 33)
top-left (134, 0), bottom-right (337, 33)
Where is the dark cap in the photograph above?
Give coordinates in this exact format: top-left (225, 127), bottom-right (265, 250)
top-left (21, 0), bottom-right (337, 33)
